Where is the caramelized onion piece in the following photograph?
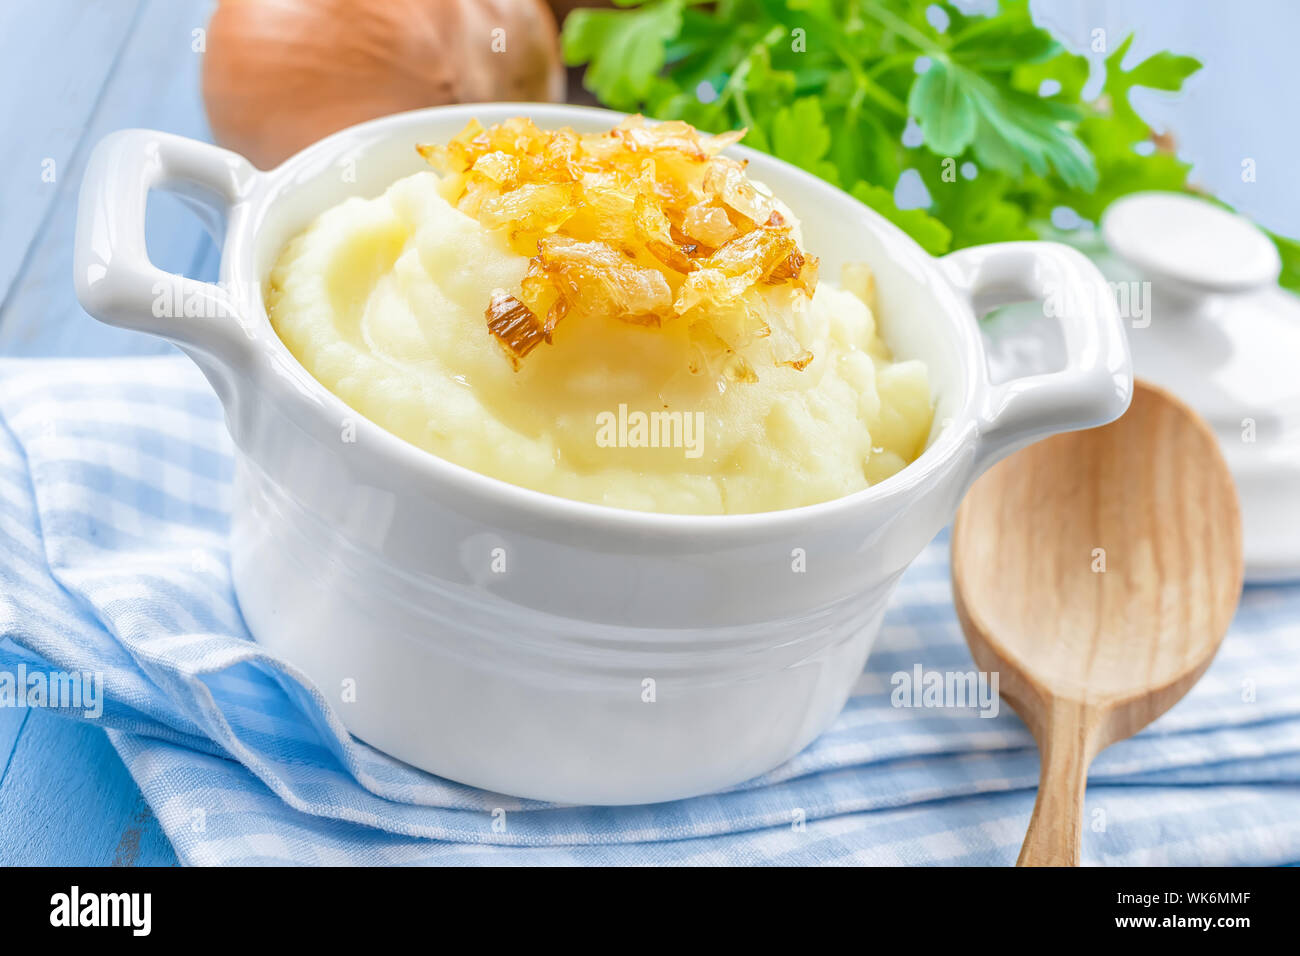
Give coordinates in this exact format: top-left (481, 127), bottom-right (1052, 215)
top-left (681, 203), bottom-right (737, 248)
top-left (524, 236), bottom-right (673, 325)
top-left (476, 182), bottom-right (578, 240)
top-left (634, 194), bottom-right (696, 274)
top-left (611, 117), bottom-right (745, 161)
top-left (421, 116), bottom-right (821, 379)
top-left (486, 290), bottom-right (546, 368)
top-left (702, 159), bottom-right (769, 225)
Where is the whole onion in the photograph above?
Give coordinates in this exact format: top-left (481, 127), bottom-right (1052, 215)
top-left (202, 0), bottom-right (566, 169)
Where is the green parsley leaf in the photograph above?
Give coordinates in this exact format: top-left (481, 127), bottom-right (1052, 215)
top-left (1268, 232), bottom-right (1300, 292)
top-left (949, 0), bottom-right (1059, 69)
top-left (560, 0), bottom-right (1299, 291)
top-left (909, 59), bottom-right (977, 156)
top-left (851, 182), bottom-right (953, 255)
top-left (770, 97), bottom-right (841, 183)
top-left (563, 0), bottom-right (684, 111)
top-left (966, 77), bottom-right (1097, 189)
top-left (1098, 34), bottom-right (1202, 140)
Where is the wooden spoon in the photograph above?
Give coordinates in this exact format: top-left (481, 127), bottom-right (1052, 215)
top-left (951, 381), bottom-right (1242, 866)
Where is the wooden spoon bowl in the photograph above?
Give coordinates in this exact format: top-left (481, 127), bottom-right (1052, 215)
top-left (951, 381), bottom-right (1243, 865)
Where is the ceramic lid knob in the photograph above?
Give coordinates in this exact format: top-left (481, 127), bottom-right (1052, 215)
top-left (1101, 191), bottom-right (1281, 299)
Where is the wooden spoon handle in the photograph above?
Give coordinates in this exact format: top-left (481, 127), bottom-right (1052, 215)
top-left (1017, 702), bottom-right (1096, 867)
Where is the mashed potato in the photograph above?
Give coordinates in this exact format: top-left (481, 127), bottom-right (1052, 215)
top-left (267, 171), bottom-right (932, 514)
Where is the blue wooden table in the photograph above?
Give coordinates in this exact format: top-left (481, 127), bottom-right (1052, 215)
top-left (3, 0), bottom-right (1297, 866)
top-left (0, 0), bottom-right (222, 866)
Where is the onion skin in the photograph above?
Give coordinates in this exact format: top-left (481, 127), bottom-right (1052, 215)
top-left (202, 0), bottom-right (566, 169)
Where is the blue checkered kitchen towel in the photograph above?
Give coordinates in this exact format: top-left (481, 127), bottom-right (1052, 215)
top-left (1, 355), bottom-right (1298, 866)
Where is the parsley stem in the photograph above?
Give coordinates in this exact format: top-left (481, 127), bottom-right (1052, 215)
top-left (734, 85), bottom-right (759, 134)
top-left (857, 77), bottom-right (907, 118)
top-left (858, 0), bottom-right (939, 52)
top-left (716, 24), bottom-right (784, 124)
top-left (867, 52), bottom-right (918, 78)
top-left (830, 41), bottom-right (907, 118)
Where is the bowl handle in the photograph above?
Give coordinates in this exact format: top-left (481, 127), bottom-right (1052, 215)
top-left (74, 129), bottom-right (258, 366)
top-left (941, 241), bottom-right (1133, 468)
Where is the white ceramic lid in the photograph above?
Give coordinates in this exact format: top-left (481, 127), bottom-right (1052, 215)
top-left (1102, 192), bottom-right (1281, 295)
top-left (1100, 192), bottom-right (1300, 582)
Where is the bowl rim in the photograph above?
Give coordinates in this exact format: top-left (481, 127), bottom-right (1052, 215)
top-left (229, 102), bottom-right (986, 540)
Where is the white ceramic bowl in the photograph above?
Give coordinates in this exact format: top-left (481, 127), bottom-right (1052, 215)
top-left (74, 104), bottom-right (1131, 804)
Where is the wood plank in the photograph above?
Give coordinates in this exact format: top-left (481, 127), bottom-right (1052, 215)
top-left (0, 0), bottom-right (211, 866)
top-left (0, 707), bottom-right (31, 789)
top-left (0, 0), bottom-right (144, 303)
top-left (0, 0), bottom-right (219, 356)
top-left (0, 709), bottom-right (177, 866)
